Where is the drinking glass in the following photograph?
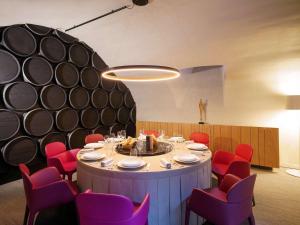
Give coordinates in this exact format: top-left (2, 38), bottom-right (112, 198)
top-left (135, 140), bottom-right (144, 159)
top-left (120, 130), bottom-right (126, 139)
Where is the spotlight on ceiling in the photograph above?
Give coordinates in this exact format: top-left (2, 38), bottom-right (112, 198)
top-left (132, 0), bottom-right (149, 6)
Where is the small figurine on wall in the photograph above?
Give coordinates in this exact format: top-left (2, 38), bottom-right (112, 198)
top-left (198, 98), bottom-right (208, 124)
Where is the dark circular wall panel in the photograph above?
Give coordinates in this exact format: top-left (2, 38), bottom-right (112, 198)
top-left (1, 136), bottom-right (37, 166)
top-left (55, 62), bottom-right (79, 88)
top-left (126, 122), bottom-right (136, 137)
top-left (101, 76), bottom-right (116, 91)
top-left (2, 26), bottom-right (36, 57)
top-left (25, 24), bottom-right (52, 36)
top-left (3, 82), bottom-right (38, 111)
top-left (101, 107), bottom-right (116, 126)
top-left (53, 29), bottom-right (78, 44)
top-left (40, 36), bottom-right (66, 63)
top-left (56, 107), bottom-right (79, 132)
top-left (0, 49), bottom-right (20, 84)
top-left (23, 108), bottom-right (54, 137)
top-left (69, 86), bottom-right (90, 109)
top-left (124, 91), bottom-right (135, 108)
top-left (109, 90), bottom-right (124, 109)
top-left (22, 56), bottom-right (53, 86)
top-left (117, 107), bottom-right (130, 124)
top-left (81, 107), bottom-right (99, 129)
top-left (93, 126), bottom-right (109, 135)
top-left (92, 52), bottom-right (107, 71)
top-left (39, 132), bottom-right (66, 156)
top-left (0, 24), bottom-right (135, 174)
top-left (81, 67), bottom-right (99, 90)
top-left (40, 84), bottom-right (67, 110)
top-left (0, 110), bottom-right (20, 141)
top-left (69, 44), bottom-right (89, 67)
top-left (91, 89), bottom-right (108, 109)
top-left (68, 128), bottom-right (90, 149)
top-left (110, 123), bottom-right (125, 135)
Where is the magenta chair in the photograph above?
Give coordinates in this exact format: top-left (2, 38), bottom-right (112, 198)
top-left (185, 174), bottom-right (256, 225)
top-left (143, 130), bottom-right (159, 138)
top-left (76, 190), bottom-right (150, 225)
top-left (85, 133), bottom-right (104, 144)
top-left (19, 164), bottom-right (78, 225)
top-left (189, 132), bottom-right (209, 146)
top-left (45, 142), bottom-right (80, 181)
top-left (212, 144), bottom-right (253, 184)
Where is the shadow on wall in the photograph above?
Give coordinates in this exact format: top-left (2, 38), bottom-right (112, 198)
top-left (126, 65), bottom-right (224, 123)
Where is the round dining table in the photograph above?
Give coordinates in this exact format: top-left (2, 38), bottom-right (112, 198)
top-left (77, 141), bottom-right (212, 225)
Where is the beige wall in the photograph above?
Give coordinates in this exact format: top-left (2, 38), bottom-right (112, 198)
top-left (1, 0), bottom-right (300, 168)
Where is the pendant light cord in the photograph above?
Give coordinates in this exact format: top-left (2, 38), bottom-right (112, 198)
top-left (65, 4), bottom-right (134, 32)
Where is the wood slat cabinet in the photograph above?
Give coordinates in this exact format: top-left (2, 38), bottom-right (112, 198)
top-left (136, 121), bottom-right (279, 168)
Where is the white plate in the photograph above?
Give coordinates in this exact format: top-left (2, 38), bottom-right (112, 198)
top-left (81, 152), bottom-right (105, 161)
top-left (84, 142), bottom-right (105, 149)
top-left (117, 159), bottom-right (146, 169)
top-left (173, 154), bottom-right (200, 164)
top-left (80, 148), bottom-right (95, 153)
top-left (186, 143), bottom-right (208, 151)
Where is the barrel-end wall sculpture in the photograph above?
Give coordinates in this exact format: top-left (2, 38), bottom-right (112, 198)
top-left (0, 24), bottom-right (136, 184)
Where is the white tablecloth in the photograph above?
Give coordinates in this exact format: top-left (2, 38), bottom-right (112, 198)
top-left (77, 143), bottom-right (212, 225)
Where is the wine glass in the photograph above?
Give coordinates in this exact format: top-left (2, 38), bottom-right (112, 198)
top-left (120, 130), bottom-right (126, 139)
top-left (135, 140), bottom-right (144, 159)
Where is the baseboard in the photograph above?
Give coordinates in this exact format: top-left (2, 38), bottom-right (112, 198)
top-left (280, 162), bottom-right (300, 169)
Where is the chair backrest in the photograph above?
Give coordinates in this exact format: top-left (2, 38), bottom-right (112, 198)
top-left (76, 192), bottom-right (134, 225)
top-left (76, 192), bottom-right (150, 225)
top-left (226, 160), bottom-right (250, 179)
top-left (19, 164), bottom-right (32, 207)
top-left (143, 130), bottom-right (159, 138)
top-left (45, 142), bottom-right (66, 158)
top-left (226, 174), bottom-right (256, 203)
top-left (189, 132), bottom-right (209, 145)
top-left (235, 144), bottom-right (253, 162)
top-left (85, 134), bottom-right (104, 144)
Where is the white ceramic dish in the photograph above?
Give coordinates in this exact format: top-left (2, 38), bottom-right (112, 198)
top-left (84, 142), bottom-right (105, 149)
top-left (117, 159), bottom-right (146, 169)
top-left (186, 143), bottom-right (208, 151)
top-left (173, 154), bottom-right (200, 164)
top-left (81, 152), bottom-right (105, 161)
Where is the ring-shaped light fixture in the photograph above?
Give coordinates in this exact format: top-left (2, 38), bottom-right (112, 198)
top-left (101, 65), bottom-right (180, 82)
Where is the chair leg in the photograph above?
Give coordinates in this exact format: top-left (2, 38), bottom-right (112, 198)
top-left (185, 207), bottom-right (190, 225)
top-left (67, 173), bottom-right (73, 181)
top-left (23, 206), bottom-right (29, 225)
top-left (252, 196), bottom-right (256, 207)
top-left (27, 211), bottom-right (36, 225)
top-left (248, 213), bottom-right (255, 225)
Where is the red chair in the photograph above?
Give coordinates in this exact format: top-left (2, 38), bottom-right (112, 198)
top-left (189, 132), bottom-right (209, 146)
top-left (85, 133), bottom-right (104, 144)
top-left (212, 144), bottom-right (253, 184)
top-left (143, 130), bottom-right (159, 138)
top-left (76, 190), bottom-right (150, 225)
top-left (185, 174), bottom-right (256, 225)
top-left (45, 142), bottom-right (80, 181)
top-left (19, 164), bottom-right (78, 225)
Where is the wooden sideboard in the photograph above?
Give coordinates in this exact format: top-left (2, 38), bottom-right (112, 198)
top-left (136, 121), bottom-right (279, 168)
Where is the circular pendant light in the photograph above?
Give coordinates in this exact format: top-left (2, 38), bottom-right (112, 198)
top-left (101, 65), bottom-right (180, 82)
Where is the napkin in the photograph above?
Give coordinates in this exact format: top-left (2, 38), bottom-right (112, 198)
top-left (101, 158), bottom-right (113, 167)
top-left (160, 158), bottom-right (171, 169)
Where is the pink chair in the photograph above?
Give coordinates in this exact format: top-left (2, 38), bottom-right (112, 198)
top-left (85, 133), bottom-right (104, 144)
top-left (45, 142), bottom-right (80, 181)
top-left (76, 190), bottom-right (150, 225)
top-left (212, 144), bottom-right (253, 184)
top-left (19, 163), bottom-right (78, 225)
top-left (189, 132), bottom-right (209, 146)
top-left (143, 130), bottom-right (159, 138)
top-left (185, 174), bottom-right (256, 225)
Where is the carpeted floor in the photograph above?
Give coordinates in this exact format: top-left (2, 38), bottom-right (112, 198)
top-left (0, 167), bottom-right (300, 225)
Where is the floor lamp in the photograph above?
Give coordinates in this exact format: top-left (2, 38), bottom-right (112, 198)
top-left (286, 95), bottom-right (300, 177)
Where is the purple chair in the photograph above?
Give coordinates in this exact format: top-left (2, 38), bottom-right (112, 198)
top-left (45, 141), bottom-right (80, 181)
top-left (19, 163), bottom-right (79, 225)
top-left (185, 174), bottom-right (256, 225)
top-left (76, 190), bottom-right (150, 225)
